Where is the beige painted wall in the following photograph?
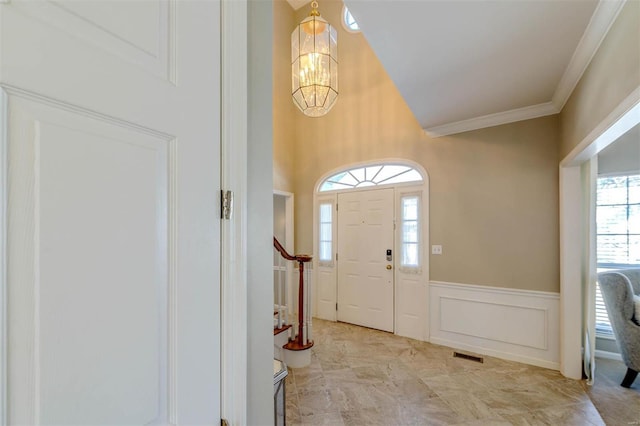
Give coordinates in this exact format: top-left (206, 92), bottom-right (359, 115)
top-left (273, 0), bottom-right (297, 193)
top-left (560, 0), bottom-right (640, 160)
top-left (277, 0), bottom-right (561, 292)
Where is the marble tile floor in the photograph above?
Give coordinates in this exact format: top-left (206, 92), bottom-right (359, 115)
top-left (285, 319), bottom-right (639, 425)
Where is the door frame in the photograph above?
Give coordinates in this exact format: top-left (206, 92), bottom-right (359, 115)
top-left (313, 158), bottom-right (430, 341)
top-left (559, 86), bottom-right (640, 379)
top-left (0, 88), bottom-right (7, 424)
top-left (274, 190), bottom-right (295, 316)
top-left (220, 0), bottom-right (248, 423)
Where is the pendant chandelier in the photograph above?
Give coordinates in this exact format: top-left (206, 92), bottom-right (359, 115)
top-left (291, 0), bottom-right (338, 117)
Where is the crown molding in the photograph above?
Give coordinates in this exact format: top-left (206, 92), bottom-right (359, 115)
top-left (552, 0), bottom-right (626, 111)
top-left (424, 102), bottom-right (559, 138)
top-left (424, 0), bottom-right (625, 138)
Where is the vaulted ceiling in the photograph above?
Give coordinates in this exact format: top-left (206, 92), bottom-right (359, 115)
top-left (287, 0), bottom-right (627, 136)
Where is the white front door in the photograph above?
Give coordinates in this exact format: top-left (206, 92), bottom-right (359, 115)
top-left (337, 188), bottom-right (394, 332)
top-left (1, 1), bottom-right (221, 423)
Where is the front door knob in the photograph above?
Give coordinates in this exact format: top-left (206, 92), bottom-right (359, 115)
top-left (386, 265), bottom-right (392, 270)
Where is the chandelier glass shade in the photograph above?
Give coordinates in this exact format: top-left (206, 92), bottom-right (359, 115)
top-left (291, 1), bottom-right (338, 117)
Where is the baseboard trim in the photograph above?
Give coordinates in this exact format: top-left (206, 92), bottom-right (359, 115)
top-left (430, 336), bottom-right (560, 371)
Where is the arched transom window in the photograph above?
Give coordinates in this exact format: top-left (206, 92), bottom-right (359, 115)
top-left (319, 164), bottom-right (423, 192)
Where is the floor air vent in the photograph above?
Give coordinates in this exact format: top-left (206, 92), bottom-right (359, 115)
top-left (453, 351), bottom-right (484, 363)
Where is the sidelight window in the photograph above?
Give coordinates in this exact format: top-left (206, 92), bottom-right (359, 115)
top-left (319, 201), bottom-right (333, 264)
top-left (400, 195), bottom-right (420, 269)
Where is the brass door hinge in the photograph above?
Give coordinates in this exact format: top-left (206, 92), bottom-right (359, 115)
top-left (221, 190), bottom-right (233, 220)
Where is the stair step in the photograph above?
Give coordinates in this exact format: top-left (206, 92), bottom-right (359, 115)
top-left (273, 324), bottom-right (292, 336)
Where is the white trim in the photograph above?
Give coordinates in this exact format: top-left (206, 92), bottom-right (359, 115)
top-left (560, 166), bottom-right (584, 379)
top-left (429, 280), bottom-right (560, 300)
top-left (315, 158), bottom-right (428, 193)
top-left (0, 88), bottom-right (7, 425)
top-left (274, 190), bottom-right (295, 317)
top-left (424, 102), bottom-right (558, 138)
top-left (552, 0), bottom-right (627, 111)
top-left (220, 0), bottom-right (247, 424)
top-left (559, 87), bottom-right (640, 381)
top-left (562, 86), bottom-right (640, 166)
top-left (423, 1), bottom-right (626, 138)
top-left (595, 349), bottom-right (623, 362)
top-left (429, 280), bottom-right (560, 371)
top-left (273, 189), bottom-right (295, 254)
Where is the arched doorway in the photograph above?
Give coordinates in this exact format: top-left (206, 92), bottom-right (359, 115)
top-left (313, 160), bottom-right (430, 341)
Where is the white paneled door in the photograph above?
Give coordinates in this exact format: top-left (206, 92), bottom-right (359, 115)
top-left (1, 1), bottom-right (221, 424)
top-left (337, 189), bottom-right (394, 332)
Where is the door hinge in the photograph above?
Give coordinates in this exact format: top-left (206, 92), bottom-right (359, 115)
top-left (336, 303), bottom-right (338, 311)
top-left (221, 190), bottom-right (233, 220)
top-left (336, 203), bottom-right (338, 211)
top-left (335, 253), bottom-right (338, 261)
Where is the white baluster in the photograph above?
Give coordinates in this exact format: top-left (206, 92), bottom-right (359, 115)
top-left (307, 266), bottom-right (312, 342)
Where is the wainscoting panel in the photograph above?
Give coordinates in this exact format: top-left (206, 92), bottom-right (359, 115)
top-left (430, 281), bottom-right (560, 370)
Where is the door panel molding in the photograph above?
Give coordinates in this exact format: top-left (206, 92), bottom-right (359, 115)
top-left (9, 0), bottom-right (175, 81)
top-left (1, 85), bottom-right (175, 140)
top-left (337, 188), bottom-right (395, 332)
top-left (7, 95), bottom-right (175, 424)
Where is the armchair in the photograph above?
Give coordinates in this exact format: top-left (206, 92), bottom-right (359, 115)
top-left (597, 269), bottom-right (640, 388)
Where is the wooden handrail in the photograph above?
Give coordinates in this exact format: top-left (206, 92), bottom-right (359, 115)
top-left (273, 237), bottom-right (312, 263)
top-left (273, 236), bottom-right (314, 351)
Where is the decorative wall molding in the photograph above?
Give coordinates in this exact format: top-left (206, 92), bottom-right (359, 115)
top-left (429, 281), bottom-right (560, 370)
top-left (424, 102), bottom-right (558, 137)
top-left (552, 0), bottom-right (627, 111)
top-left (561, 85), bottom-right (640, 166)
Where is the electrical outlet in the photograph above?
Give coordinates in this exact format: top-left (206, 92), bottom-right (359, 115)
top-left (432, 245), bottom-right (443, 255)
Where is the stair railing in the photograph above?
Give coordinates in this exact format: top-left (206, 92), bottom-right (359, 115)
top-left (273, 237), bottom-right (314, 350)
